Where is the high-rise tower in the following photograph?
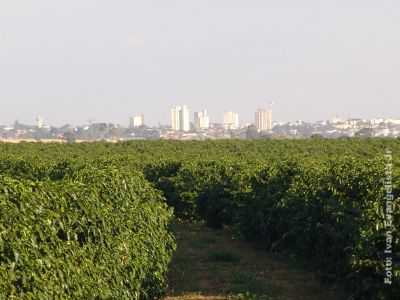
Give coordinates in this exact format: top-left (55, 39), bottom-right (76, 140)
top-left (194, 110), bottom-right (210, 130)
top-left (223, 111), bottom-right (239, 130)
top-left (171, 105), bottom-right (190, 131)
top-left (255, 108), bottom-right (273, 132)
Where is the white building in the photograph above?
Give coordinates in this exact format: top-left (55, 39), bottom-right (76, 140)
top-left (171, 105), bottom-right (190, 131)
top-left (387, 119), bottom-right (400, 125)
top-left (255, 109), bottom-right (273, 132)
top-left (223, 111), bottom-right (239, 130)
top-left (36, 116), bottom-right (45, 129)
top-left (130, 114), bottom-right (144, 128)
top-left (35, 116), bottom-right (50, 129)
top-left (194, 110), bottom-right (210, 130)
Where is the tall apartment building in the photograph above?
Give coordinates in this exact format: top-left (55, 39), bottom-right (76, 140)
top-left (255, 109), bottom-right (272, 132)
top-left (36, 116), bottom-right (45, 129)
top-left (194, 110), bottom-right (210, 130)
top-left (129, 114), bottom-right (144, 128)
top-left (223, 111), bottom-right (239, 130)
top-left (171, 105), bottom-right (190, 131)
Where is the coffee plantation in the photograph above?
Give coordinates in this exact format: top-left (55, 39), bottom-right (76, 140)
top-left (0, 139), bottom-right (398, 299)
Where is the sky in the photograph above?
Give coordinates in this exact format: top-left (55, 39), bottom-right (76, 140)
top-left (0, 0), bottom-right (399, 126)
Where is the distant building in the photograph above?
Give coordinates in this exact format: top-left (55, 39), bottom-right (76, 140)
top-left (388, 119), bottom-right (400, 125)
top-left (130, 114), bottom-right (144, 128)
top-left (330, 116), bottom-right (343, 124)
top-left (35, 116), bottom-right (50, 129)
top-left (194, 110), bottom-right (210, 130)
top-left (36, 116), bottom-right (45, 129)
top-left (171, 105), bottom-right (190, 131)
top-left (223, 111), bottom-right (239, 130)
top-left (255, 109), bottom-right (272, 132)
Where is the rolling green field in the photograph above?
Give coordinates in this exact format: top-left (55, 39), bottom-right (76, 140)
top-left (0, 139), bottom-right (399, 299)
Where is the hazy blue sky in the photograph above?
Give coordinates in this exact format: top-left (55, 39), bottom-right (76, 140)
top-left (0, 0), bottom-right (399, 126)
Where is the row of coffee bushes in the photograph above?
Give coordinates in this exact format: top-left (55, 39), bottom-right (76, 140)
top-left (240, 158), bottom-right (399, 299)
top-left (2, 139), bottom-right (399, 167)
top-left (0, 162), bottom-right (175, 299)
top-left (144, 158), bottom-right (399, 300)
top-left (144, 159), bottom-right (256, 223)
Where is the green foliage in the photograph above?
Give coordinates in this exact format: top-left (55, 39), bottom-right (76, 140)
top-left (140, 141), bottom-right (399, 300)
top-left (0, 139), bottom-right (399, 299)
top-left (0, 163), bottom-right (175, 299)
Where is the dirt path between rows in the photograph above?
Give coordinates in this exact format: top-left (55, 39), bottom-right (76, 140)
top-left (165, 221), bottom-right (347, 300)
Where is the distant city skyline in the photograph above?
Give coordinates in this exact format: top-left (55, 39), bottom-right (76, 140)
top-left (0, 104), bottom-right (399, 128)
top-left (1, 101), bottom-right (399, 127)
top-left (2, 111), bottom-right (400, 142)
top-left (1, 1), bottom-right (399, 126)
